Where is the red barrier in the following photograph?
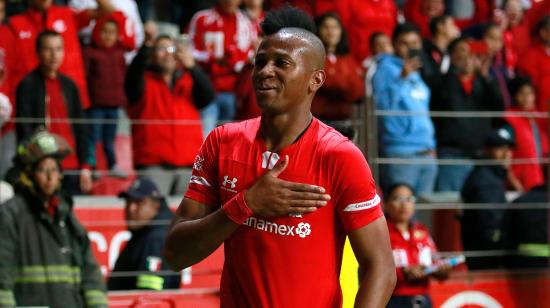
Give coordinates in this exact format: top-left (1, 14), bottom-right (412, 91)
top-left (75, 201), bottom-right (224, 290)
top-left (74, 200), bottom-right (550, 307)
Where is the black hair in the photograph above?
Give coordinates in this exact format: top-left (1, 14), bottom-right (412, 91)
top-left (35, 30), bottom-right (62, 52)
top-left (392, 22), bottom-right (420, 42)
top-left (429, 15), bottom-right (450, 36)
top-left (260, 5), bottom-right (326, 69)
top-left (447, 36), bottom-right (467, 55)
top-left (384, 183), bottom-right (415, 200)
top-left (482, 22), bottom-right (500, 37)
top-left (102, 18), bottom-right (119, 28)
top-left (501, 0), bottom-right (516, 9)
top-left (155, 34), bottom-right (174, 44)
top-left (534, 15), bottom-right (550, 36)
top-left (260, 5), bottom-right (317, 35)
top-left (508, 75), bottom-right (534, 103)
top-left (369, 32), bottom-right (386, 51)
top-left (315, 12), bottom-right (350, 55)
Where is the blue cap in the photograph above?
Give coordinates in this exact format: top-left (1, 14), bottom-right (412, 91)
top-left (119, 178), bottom-right (162, 200)
top-left (484, 125), bottom-right (515, 148)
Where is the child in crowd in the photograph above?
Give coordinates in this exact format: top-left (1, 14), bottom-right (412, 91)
top-left (385, 183), bottom-right (450, 308)
top-left (84, 12), bottom-right (135, 178)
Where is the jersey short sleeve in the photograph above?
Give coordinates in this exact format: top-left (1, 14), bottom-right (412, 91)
top-left (184, 128), bottom-right (220, 207)
top-left (330, 141), bottom-right (382, 233)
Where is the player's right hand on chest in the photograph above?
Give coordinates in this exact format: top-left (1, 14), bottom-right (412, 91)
top-left (244, 155), bottom-right (330, 217)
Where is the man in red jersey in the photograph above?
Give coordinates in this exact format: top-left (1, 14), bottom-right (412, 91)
top-left (164, 6), bottom-right (396, 307)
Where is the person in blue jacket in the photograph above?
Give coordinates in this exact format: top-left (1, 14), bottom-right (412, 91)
top-left (373, 22), bottom-right (437, 198)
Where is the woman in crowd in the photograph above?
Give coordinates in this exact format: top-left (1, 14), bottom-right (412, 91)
top-left (312, 12), bottom-right (364, 139)
top-left (505, 76), bottom-right (548, 192)
top-left (385, 183), bottom-right (450, 308)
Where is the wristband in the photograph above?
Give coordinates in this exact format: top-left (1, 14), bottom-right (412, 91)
top-left (222, 191), bottom-right (253, 224)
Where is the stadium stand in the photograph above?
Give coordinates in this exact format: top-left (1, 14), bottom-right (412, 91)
top-left (0, 0), bottom-right (549, 306)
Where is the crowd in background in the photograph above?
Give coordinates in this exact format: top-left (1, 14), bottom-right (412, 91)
top-left (0, 0), bottom-right (549, 277)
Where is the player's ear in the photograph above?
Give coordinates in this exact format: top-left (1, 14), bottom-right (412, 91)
top-left (309, 69), bottom-right (325, 93)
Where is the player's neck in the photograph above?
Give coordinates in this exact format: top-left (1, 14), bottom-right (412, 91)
top-left (260, 111), bottom-right (313, 152)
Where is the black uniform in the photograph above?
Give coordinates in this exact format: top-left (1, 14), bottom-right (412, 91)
top-left (461, 165), bottom-right (508, 270)
top-left (0, 189), bottom-right (107, 307)
top-left (508, 184), bottom-right (549, 268)
top-left (108, 201), bottom-right (180, 290)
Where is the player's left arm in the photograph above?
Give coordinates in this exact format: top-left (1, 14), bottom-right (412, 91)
top-left (331, 141), bottom-right (396, 307)
top-left (349, 216), bottom-right (396, 308)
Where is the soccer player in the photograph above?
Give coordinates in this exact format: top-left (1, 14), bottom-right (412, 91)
top-left (164, 6), bottom-right (396, 307)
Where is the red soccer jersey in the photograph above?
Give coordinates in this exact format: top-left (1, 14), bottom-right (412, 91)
top-left (187, 6), bottom-right (256, 92)
top-left (388, 221), bottom-right (438, 296)
top-left (184, 117), bottom-right (382, 307)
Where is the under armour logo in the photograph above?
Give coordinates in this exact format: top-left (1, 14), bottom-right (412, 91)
top-left (261, 151), bottom-right (280, 170)
top-left (223, 176), bottom-right (237, 188)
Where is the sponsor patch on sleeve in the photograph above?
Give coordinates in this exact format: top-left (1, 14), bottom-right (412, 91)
top-left (343, 194), bottom-right (381, 212)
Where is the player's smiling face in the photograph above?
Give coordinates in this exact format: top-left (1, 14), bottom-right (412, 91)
top-left (252, 32), bottom-right (314, 113)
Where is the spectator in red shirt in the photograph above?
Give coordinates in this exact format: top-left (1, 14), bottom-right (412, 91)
top-left (242, 0), bottom-right (265, 34)
top-left (505, 76), bottom-right (548, 192)
top-left (312, 12), bottom-right (364, 137)
top-left (125, 27), bottom-right (215, 196)
top-left (232, 0), bottom-right (264, 121)
top-left (15, 31), bottom-right (92, 195)
top-left (336, 0), bottom-right (398, 63)
top-left (83, 13), bottom-right (133, 179)
top-left (385, 183), bottom-right (450, 308)
top-left (517, 15), bottom-right (550, 112)
top-left (234, 37), bottom-right (262, 121)
top-left (404, 0), bottom-right (491, 39)
top-left (8, 0), bottom-right (115, 110)
top-left (0, 0), bottom-right (19, 180)
top-left (494, 0), bottom-right (550, 75)
top-left (188, 0), bottom-right (257, 136)
top-left (267, 0), bottom-right (346, 18)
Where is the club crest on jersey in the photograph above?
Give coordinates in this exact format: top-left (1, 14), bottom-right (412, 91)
top-left (193, 155), bottom-right (204, 171)
top-left (261, 151), bottom-right (280, 170)
top-left (221, 175), bottom-right (238, 193)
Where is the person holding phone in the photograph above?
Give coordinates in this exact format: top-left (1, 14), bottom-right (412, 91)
top-left (125, 29), bottom-right (215, 195)
top-left (372, 22), bottom-right (437, 199)
top-left (385, 183), bottom-right (451, 308)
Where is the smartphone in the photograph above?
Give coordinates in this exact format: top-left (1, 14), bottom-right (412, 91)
top-left (467, 40), bottom-right (488, 55)
top-left (175, 34), bottom-right (191, 47)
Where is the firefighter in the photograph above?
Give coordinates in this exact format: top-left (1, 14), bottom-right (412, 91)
top-left (0, 130), bottom-right (107, 307)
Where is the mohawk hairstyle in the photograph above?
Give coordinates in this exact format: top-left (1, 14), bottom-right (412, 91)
top-left (260, 5), bottom-right (317, 36)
